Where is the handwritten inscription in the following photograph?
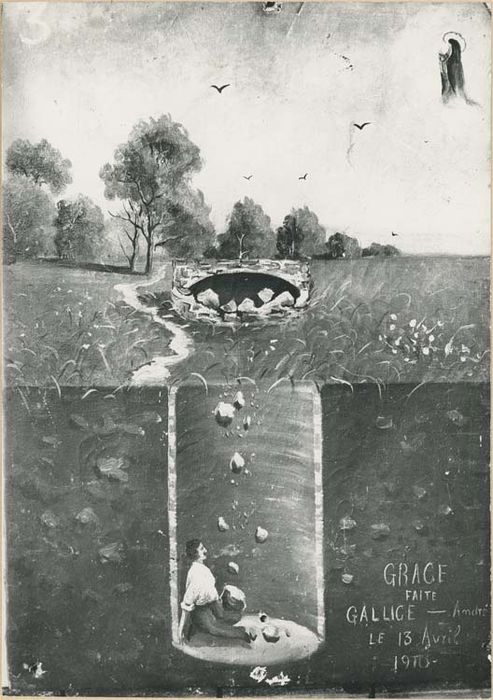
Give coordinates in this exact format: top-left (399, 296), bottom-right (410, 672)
top-left (344, 560), bottom-right (489, 673)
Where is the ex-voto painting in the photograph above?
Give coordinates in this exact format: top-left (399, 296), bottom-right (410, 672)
top-left (2, 1), bottom-right (490, 697)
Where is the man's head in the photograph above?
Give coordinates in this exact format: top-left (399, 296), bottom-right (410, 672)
top-left (186, 539), bottom-right (207, 562)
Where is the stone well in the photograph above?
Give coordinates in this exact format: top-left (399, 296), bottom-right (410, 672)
top-left (170, 259), bottom-right (312, 322)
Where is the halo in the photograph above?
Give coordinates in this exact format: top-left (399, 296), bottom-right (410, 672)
top-left (442, 31), bottom-right (467, 52)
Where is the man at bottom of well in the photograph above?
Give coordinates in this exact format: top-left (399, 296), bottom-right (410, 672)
top-left (178, 539), bottom-right (254, 645)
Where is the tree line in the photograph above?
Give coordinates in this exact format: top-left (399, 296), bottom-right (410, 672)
top-left (3, 114), bottom-right (400, 272)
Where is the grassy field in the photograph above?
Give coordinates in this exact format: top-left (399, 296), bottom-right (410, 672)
top-left (4, 255), bottom-right (490, 392)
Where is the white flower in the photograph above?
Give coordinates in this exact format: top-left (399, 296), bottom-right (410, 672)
top-left (378, 334), bottom-right (383, 341)
top-left (409, 319), bottom-right (417, 328)
top-left (422, 346), bottom-right (430, 356)
top-left (81, 344), bottom-right (90, 350)
top-left (437, 320), bottom-right (444, 327)
top-left (389, 324), bottom-right (396, 331)
top-left (460, 356), bottom-right (467, 362)
top-left (404, 357), bottom-right (410, 362)
top-left (390, 313), bottom-right (397, 321)
top-left (444, 340), bottom-right (453, 357)
top-left (429, 334), bottom-right (435, 343)
top-left (395, 337), bottom-right (401, 346)
top-left (461, 344), bottom-right (470, 354)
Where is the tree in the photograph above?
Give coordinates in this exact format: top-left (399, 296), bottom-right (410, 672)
top-left (6, 138), bottom-right (72, 195)
top-left (216, 197), bottom-right (274, 260)
top-left (3, 174), bottom-right (57, 263)
top-left (276, 213), bottom-right (303, 259)
top-left (154, 189), bottom-right (215, 259)
top-left (324, 232), bottom-right (362, 259)
top-left (362, 242), bottom-right (401, 257)
top-left (100, 114), bottom-right (205, 274)
top-left (54, 195), bottom-right (105, 262)
top-left (108, 205), bottom-right (142, 272)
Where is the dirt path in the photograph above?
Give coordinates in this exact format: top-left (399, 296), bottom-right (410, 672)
top-left (114, 268), bottom-right (193, 385)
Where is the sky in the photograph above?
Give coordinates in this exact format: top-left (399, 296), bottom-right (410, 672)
top-left (2, 1), bottom-right (491, 255)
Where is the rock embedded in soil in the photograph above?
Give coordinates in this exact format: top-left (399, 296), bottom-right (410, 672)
top-left (214, 401), bottom-right (235, 427)
top-left (197, 288), bottom-right (220, 309)
top-left (339, 515), bottom-right (357, 531)
top-left (96, 456), bottom-right (129, 483)
top-left (230, 451), bottom-right (245, 473)
top-left (255, 526), bottom-right (268, 543)
top-left (341, 573), bottom-right (354, 585)
top-left (40, 510), bottom-right (59, 528)
top-left (243, 415), bottom-right (251, 430)
top-left (99, 542), bottom-right (124, 564)
top-left (412, 485), bottom-right (427, 499)
top-left (376, 416), bottom-right (393, 430)
top-left (75, 507), bottom-right (99, 525)
top-left (371, 523), bottom-right (391, 540)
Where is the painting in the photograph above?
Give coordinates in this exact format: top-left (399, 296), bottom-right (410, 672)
top-left (2, 1), bottom-right (490, 696)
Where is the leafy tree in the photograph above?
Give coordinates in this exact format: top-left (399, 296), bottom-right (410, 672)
top-left (325, 232), bottom-right (362, 259)
top-left (362, 242), bottom-right (401, 257)
top-left (154, 189), bottom-right (215, 259)
top-left (3, 174), bottom-right (57, 263)
top-left (216, 197), bottom-right (274, 260)
top-left (100, 114), bottom-right (204, 274)
top-left (6, 138), bottom-right (72, 195)
top-left (276, 213), bottom-right (303, 259)
top-left (276, 207), bottom-right (326, 259)
top-left (54, 196), bottom-right (105, 262)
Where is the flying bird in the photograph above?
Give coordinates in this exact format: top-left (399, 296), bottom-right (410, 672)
top-left (243, 175), bottom-right (253, 180)
top-left (298, 173), bottom-right (308, 180)
top-left (211, 84), bottom-right (230, 94)
top-left (391, 231), bottom-right (399, 237)
top-left (353, 122), bottom-right (371, 130)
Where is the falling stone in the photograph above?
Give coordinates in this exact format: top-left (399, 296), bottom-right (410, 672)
top-left (238, 298), bottom-right (256, 313)
top-left (221, 299), bottom-right (237, 313)
top-left (214, 402), bottom-right (235, 427)
top-left (217, 516), bottom-right (230, 532)
top-left (197, 288), bottom-right (220, 309)
top-left (255, 526), bottom-right (268, 543)
top-left (258, 287), bottom-right (275, 303)
top-left (371, 523), bottom-right (391, 540)
top-left (233, 391), bottom-right (246, 409)
top-left (341, 573), bottom-right (354, 585)
top-left (339, 515), bottom-right (357, 531)
top-left (262, 625), bottom-right (281, 643)
top-left (376, 416), bottom-right (393, 430)
top-left (230, 451), bottom-right (245, 473)
top-left (227, 561), bottom-right (239, 575)
top-left (243, 415), bottom-right (251, 430)
top-left (413, 520), bottom-right (428, 534)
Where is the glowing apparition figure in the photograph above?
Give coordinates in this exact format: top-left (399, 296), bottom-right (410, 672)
top-left (168, 381), bottom-right (325, 665)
